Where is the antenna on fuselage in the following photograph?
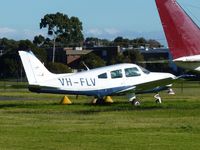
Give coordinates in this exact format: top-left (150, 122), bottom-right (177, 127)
top-left (82, 61), bottom-right (90, 71)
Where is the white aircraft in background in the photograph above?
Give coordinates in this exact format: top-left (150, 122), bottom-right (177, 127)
top-left (156, 0), bottom-right (200, 72)
top-left (19, 51), bottom-right (176, 106)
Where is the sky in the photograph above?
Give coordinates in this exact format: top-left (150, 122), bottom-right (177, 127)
top-left (0, 0), bottom-right (200, 46)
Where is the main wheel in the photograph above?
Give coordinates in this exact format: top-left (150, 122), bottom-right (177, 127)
top-left (155, 99), bottom-right (161, 104)
top-left (132, 100), bottom-right (141, 106)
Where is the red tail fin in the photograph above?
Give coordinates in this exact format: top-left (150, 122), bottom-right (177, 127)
top-left (155, 0), bottom-right (200, 59)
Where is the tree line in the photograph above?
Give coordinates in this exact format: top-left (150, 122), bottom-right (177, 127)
top-left (0, 12), bottom-right (166, 79)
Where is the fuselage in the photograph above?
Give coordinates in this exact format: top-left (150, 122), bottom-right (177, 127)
top-left (30, 63), bottom-right (175, 97)
top-left (173, 55), bottom-right (200, 72)
top-left (19, 51), bottom-right (176, 99)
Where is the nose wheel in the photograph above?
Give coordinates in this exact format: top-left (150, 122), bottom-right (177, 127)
top-left (131, 99), bottom-right (141, 106)
top-left (154, 93), bottom-right (162, 104)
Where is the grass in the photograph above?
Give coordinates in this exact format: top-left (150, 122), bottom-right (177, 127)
top-left (0, 81), bottom-right (200, 150)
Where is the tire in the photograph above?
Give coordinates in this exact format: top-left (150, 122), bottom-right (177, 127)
top-left (132, 100), bottom-right (141, 106)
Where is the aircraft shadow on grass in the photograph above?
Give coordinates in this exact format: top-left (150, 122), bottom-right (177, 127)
top-left (0, 100), bottom-right (198, 114)
top-left (0, 101), bottom-right (161, 111)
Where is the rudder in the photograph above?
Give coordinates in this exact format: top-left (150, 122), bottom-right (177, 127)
top-left (19, 51), bottom-right (54, 85)
top-left (155, 0), bottom-right (200, 59)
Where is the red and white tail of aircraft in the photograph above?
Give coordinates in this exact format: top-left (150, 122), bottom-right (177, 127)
top-left (155, 0), bottom-right (200, 72)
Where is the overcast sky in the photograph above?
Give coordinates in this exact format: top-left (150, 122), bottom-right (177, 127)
top-left (0, 0), bottom-right (200, 46)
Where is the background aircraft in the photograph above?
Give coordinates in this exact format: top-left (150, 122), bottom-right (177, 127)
top-left (156, 0), bottom-right (200, 72)
top-left (19, 51), bottom-right (176, 106)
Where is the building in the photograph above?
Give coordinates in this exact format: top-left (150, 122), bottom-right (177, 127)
top-left (138, 47), bottom-right (177, 72)
top-left (46, 46), bottom-right (177, 73)
top-left (87, 46), bottom-right (121, 64)
top-left (0, 46), bottom-right (4, 56)
top-left (63, 46), bottom-right (120, 69)
top-left (64, 47), bottom-right (92, 68)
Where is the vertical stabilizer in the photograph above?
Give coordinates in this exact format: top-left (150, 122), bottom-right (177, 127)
top-left (19, 51), bottom-right (55, 85)
top-left (155, 0), bottom-right (200, 59)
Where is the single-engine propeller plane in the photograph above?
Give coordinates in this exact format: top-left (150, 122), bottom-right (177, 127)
top-left (19, 50), bottom-right (176, 105)
top-left (156, 0), bottom-right (200, 72)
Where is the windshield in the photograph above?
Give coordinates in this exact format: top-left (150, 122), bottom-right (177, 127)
top-left (125, 67), bottom-right (141, 77)
top-left (139, 66), bottom-right (150, 74)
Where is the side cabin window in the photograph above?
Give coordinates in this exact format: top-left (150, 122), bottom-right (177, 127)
top-left (98, 73), bottom-right (107, 79)
top-left (125, 67), bottom-right (141, 77)
top-left (111, 69), bottom-right (123, 79)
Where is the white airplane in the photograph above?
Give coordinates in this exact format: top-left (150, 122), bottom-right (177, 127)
top-left (156, 0), bottom-right (200, 72)
top-left (19, 51), bottom-right (176, 105)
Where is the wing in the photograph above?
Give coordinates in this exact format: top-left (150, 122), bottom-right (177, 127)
top-left (115, 86), bottom-right (136, 94)
top-left (137, 60), bottom-right (170, 64)
top-left (135, 77), bottom-right (174, 94)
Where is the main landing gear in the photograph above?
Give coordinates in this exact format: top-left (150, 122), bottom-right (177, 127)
top-left (128, 93), bottom-right (141, 106)
top-left (92, 91), bottom-right (169, 106)
top-left (128, 93), bottom-right (163, 106)
top-left (92, 96), bottom-right (114, 104)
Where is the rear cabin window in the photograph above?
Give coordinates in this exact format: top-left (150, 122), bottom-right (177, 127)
top-left (98, 73), bottom-right (107, 79)
top-left (125, 67), bottom-right (141, 77)
top-left (111, 69), bottom-right (123, 79)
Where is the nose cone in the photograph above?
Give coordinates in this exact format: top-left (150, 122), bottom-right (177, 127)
top-left (150, 72), bottom-right (176, 88)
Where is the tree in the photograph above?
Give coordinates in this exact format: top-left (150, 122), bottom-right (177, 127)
top-left (18, 40), bottom-right (34, 50)
top-left (0, 38), bottom-right (18, 53)
top-left (33, 35), bottom-right (45, 47)
top-left (69, 16), bottom-right (84, 46)
top-left (47, 62), bottom-right (72, 73)
top-left (40, 12), bottom-right (84, 63)
top-left (17, 40), bottom-right (47, 63)
top-left (84, 37), bottom-right (99, 47)
top-left (57, 17), bottom-right (84, 47)
top-left (110, 53), bottom-right (127, 64)
top-left (0, 54), bottom-right (20, 78)
top-left (79, 53), bottom-right (106, 69)
top-left (147, 39), bottom-right (162, 48)
top-left (113, 36), bottom-right (130, 47)
top-left (114, 36), bottom-right (123, 43)
top-left (132, 38), bottom-right (147, 48)
top-left (40, 12), bottom-right (69, 63)
top-left (84, 37), bottom-right (111, 47)
top-left (123, 49), bottom-right (144, 66)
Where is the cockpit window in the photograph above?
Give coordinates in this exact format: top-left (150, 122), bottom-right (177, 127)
top-left (98, 73), bottom-right (107, 79)
top-left (139, 66), bottom-right (150, 74)
top-left (125, 67), bottom-right (141, 77)
top-left (111, 69), bottom-right (123, 79)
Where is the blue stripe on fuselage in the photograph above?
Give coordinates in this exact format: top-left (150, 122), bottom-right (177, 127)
top-left (29, 85), bottom-right (133, 97)
top-left (29, 85), bottom-right (169, 98)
